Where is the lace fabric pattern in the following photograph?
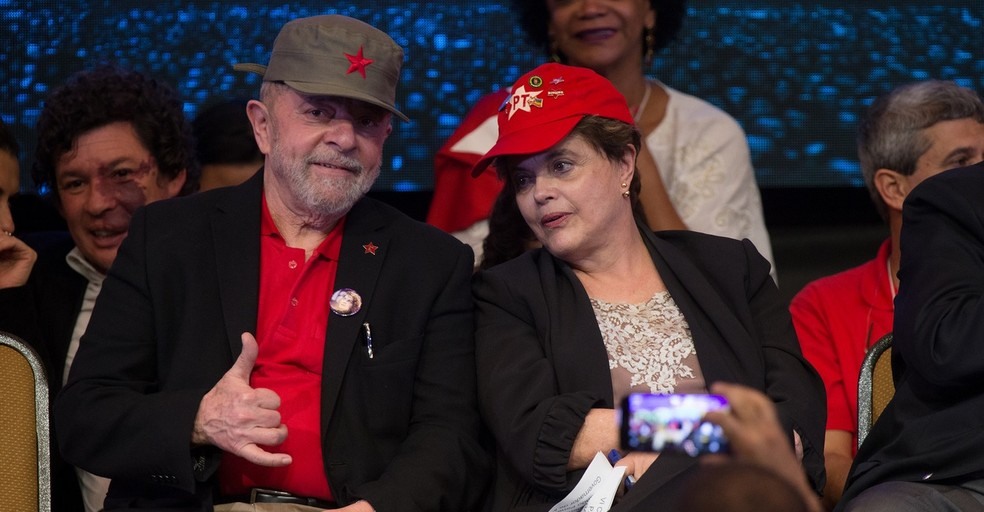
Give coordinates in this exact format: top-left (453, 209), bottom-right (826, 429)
top-left (591, 291), bottom-right (704, 397)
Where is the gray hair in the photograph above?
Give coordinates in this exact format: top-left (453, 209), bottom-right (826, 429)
top-left (259, 81), bottom-right (289, 104)
top-left (858, 80), bottom-right (984, 220)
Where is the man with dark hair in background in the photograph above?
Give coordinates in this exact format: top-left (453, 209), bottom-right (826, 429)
top-left (0, 64), bottom-right (198, 512)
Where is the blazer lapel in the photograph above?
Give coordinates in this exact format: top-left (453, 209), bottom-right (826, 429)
top-left (640, 227), bottom-right (751, 385)
top-left (321, 198), bottom-right (391, 425)
top-left (211, 172), bottom-right (263, 356)
top-left (537, 251), bottom-right (615, 406)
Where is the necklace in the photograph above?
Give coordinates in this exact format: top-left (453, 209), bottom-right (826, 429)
top-left (633, 81), bottom-right (653, 122)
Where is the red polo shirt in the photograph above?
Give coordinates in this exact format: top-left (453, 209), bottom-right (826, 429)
top-left (790, 239), bottom-right (894, 453)
top-left (220, 196), bottom-right (345, 501)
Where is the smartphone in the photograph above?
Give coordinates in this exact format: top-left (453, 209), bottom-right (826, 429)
top-left (620, 393), bottom-right (730, 457)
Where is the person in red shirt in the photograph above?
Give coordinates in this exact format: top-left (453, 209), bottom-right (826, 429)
top-left (55, 15), bottom-right (489, 511)
top-left (838, 162), bottom-right (984, 510)
top-left (790, 80), bottom-right (984, 509)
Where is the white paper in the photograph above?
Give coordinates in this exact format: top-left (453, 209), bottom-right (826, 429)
top-left (583, 464), bottom-right (625, 512)
top-left (548, 452), bottom-right (626, 512)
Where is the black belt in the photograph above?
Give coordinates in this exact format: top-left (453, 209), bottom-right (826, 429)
top-left (222, 488), bottom-right (337, 509)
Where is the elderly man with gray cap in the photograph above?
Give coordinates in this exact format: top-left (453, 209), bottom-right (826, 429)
top-left (55, 15), bottom-right (490, 512)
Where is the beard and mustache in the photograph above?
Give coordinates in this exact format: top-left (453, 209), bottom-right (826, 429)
top-left (267, 138), bottom-right (381, 227)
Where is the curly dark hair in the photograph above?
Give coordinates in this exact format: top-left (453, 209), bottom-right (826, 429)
top-left (32, 64), bottom-right (199, 203)
top-left (510, 0), bottom-right (687, 62)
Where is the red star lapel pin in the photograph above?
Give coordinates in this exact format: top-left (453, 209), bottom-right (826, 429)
top-left (363, 242), bottom-right (379, 255)
top-left (345, 46), bottom-right (374, 79)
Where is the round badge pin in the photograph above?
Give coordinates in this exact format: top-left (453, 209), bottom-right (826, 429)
top-left (330, 288), bottom-right (362, 317)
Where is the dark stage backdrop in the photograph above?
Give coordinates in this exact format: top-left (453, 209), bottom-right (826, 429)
top-left (2, 1), bottom-right (983, 202)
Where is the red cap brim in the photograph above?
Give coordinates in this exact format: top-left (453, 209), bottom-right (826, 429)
top-left (470, 115), bottom-right (583, 177)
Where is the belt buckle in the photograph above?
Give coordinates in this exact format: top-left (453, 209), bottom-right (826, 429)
top-left (249, 488), bottom-right (294, 504)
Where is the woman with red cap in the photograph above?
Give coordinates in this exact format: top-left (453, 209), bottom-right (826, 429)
top-left (472, 62), bottom-right (824, 511)
top-left (429, 0), bottom-right (773, 276)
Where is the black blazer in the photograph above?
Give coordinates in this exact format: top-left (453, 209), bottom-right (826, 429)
top-left (838, 163), bottom-right (984, 508)
top-left (473, 225), bottom-right (826, 511)
top-left (55, 172), bottom-right (490, 511)
top-left (0, 231), bottom-right (86, 392)
top-left (0, 231), bottom-right (87, 512)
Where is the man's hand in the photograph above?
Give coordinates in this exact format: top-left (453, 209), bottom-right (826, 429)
top-left (0, 233), bottom-right (37, 289)
top-left (703, 382), bottom-right (794, 471)
top-left (192, 332), bottom-right (291, 467)
top-left (703, 382), bottom-right (822, 512)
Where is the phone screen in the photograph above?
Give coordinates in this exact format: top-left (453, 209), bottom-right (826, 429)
top-left (620, 393), bottom-right (730, 456)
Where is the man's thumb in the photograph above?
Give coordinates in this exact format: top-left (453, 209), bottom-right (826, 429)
top-left (229, 332), bottom-right (259, 380)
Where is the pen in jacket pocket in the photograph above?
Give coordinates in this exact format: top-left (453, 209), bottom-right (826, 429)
top-left (362, 322), bottom-right (374, 359)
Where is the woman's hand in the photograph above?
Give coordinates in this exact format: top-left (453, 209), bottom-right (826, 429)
top-left (0, 233), bottom-right (37, 289)
top-left (614, 451), bottom-right (659, 482)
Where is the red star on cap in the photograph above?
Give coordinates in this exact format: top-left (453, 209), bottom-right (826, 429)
top-left (363, 242), bottom-right (379, 255)
top-left (345, 46), bottom-right (374, 79)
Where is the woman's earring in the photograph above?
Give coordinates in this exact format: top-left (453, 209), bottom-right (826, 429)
top-left (621, 183), bottom-right (630, 198)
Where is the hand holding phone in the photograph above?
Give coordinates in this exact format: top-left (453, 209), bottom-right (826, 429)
top-left (620, 393), bottom-right (730, 457)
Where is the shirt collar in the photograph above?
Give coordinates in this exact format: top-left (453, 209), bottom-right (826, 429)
top-left (260, 193), bottom-right (346, 261)
top-left (65, 246), bottom-right (106, 286)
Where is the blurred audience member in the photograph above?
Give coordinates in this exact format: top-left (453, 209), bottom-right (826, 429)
top-left (837, 163), bottom-right (984, 511)
top-left (0, 64), bottom-right (197, 512)
top-left (698, 382), bottom-right (823, 512)
top-left (429, 0), bottom-right (774, 274)
top-left (0, 118), bottom-right (19, 238)
top-left (789, 80), bottom-right (984, 509)
top-left (675, 462), bottom-right (812, 512)
top-left (193, 98), bottom-right (263, 191)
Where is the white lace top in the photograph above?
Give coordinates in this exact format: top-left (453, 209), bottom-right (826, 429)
top-left (590, 291), bottom-right (707, 406)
